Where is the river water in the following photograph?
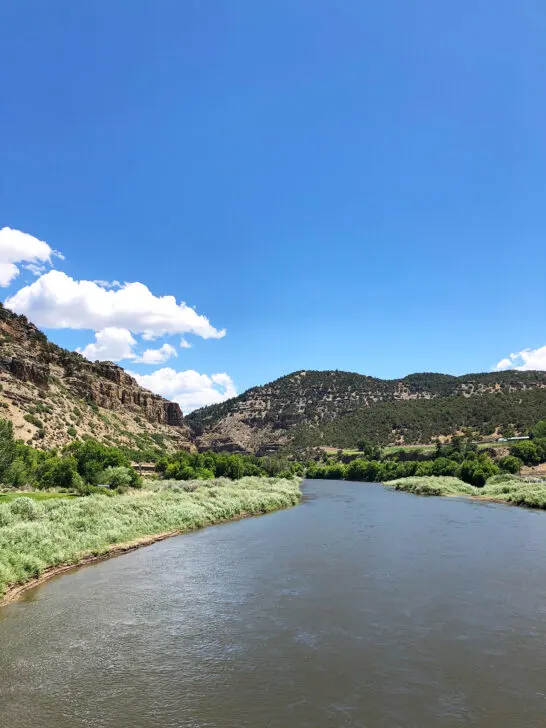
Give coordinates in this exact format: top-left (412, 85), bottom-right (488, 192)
top-left (2, 480), bottom-right (546, 727)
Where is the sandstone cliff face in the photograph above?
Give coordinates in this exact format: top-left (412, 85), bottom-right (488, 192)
top-left (0, 304), bottom-right (192, 451)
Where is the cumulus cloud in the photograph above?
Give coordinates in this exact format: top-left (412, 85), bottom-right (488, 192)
top-left (2, 229), bottom-right (231, 405)
top-left (130, 367), bottom-right (237, 412)
top-left (0, 263), bottom-right (20, 287)
top-left (494, 346), bottom-right (546, 371)
top-left (5, 270), bottom-right (225, 339)
top-left (78, 327), bottom-right (137, 362)
top-left (0, 227), bottom-right (61, 287)
top-left (134, 343), bottom-right (177, 365)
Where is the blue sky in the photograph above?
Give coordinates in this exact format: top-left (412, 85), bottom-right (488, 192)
top-left (1, 1), bottom-right (545, 410)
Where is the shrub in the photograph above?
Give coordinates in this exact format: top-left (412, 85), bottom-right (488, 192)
top-left (499, 455), bottom-right (522, 474)
top-left (510, 441), bottom-right (541, 466)
top-left (99, 466), bottom-right (135, 489)
top-left (431, 457), bottom-right (459, 477)
top-left (24, 413), bottom-right (44, 429)
top-left (0, 476), bottom-right (301, 596)
top-left (40, 457), bottom-right (81, 490)
top-left (194, 467), bottom-right (215, 480)
top-left (10, 496), bottom-right (40, 520)
top-left (531, 420), bottom-right (546, 440)
top-left (459, 455), bottom-right (498, 487)
top-left (346, 459), bottom-right (376, 481)
top-left (4, 458), bottom-right (29, 488)
top-left (0, 504), bottom-right (13, 526)
top-left (386, 476), bottom-right (476, 497)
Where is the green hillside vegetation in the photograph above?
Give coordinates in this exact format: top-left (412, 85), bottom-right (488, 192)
top-left (187, 369), bottom-right (546, 434)
top-left (293, 387), bottom-right (546, 449)
top-left (186, 369), bottom-right (546, 453)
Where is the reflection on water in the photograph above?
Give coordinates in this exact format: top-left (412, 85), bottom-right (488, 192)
top-left (2, 480), bottom-right (546, 727)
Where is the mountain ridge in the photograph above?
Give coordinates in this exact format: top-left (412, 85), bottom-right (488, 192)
top-left (186, 368), bottom-right (546, 453)
top-left (0, 301), bottom-right (544, 457)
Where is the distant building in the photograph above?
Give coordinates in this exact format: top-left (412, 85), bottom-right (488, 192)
top-left (497, 436), bottom-right (530, 443)
top-left (130, 462), bottom-right (157, 475)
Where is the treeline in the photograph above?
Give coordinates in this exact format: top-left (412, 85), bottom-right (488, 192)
top-left (293, 388), bottom-right (546, 448)
top-left (0, 417), bottom-right (304, 492)
top-left (156, 451), bottom-right (303, 481)
top-left (307, 451), bottom-right (500, 487)
top-left (0, 419), bottom-right (141, 492)
top-left (307, 423), bottom-right (546, 487)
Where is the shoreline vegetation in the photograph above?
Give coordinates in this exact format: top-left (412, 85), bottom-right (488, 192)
top-left (306, 425), bottom-right (546, 491)
top-left (384, 474), bottom-right (546, 509)
top-left (0, 476), bottom-right (301, 604)
top-left (2, 417), bottom-right (546, 606)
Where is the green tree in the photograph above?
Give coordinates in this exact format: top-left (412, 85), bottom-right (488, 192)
top-left (499, 456), bottom-right (522, 474)
top-left (356, 438), bottom-right (382, 460)
top-left (226, 455), bottom-right (244, 480)
top-left (4, 459), bottom-right (29, 488)
top-left (431, 457), bottom-right (459, 477)
top-left (0, 418), bottom-right (16, 482)
top-left (40, 457), bottom-right (81, 490)
top-left (100, 466), bottom-right (137, 488)
top-left (531, 420), bottom-right (546, 440)
top-left (64, 439), bottom-right (130, 484)
top-left (510, 441), bottom-right (540, 466)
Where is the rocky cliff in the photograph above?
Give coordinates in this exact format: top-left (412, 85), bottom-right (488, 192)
top-left (0, 304), bottom-right (192, 451)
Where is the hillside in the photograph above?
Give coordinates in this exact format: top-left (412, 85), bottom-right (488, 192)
top-left (1, 302), bottom-right (544, 457)
top-left (186, 369), bottom-right (546, 454)
top-left (0, 304), bottom-right (193, 452)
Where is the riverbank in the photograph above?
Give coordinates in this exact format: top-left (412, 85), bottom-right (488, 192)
top-left (0, 476), bottom-right (301, 604)
top-left (384, 474), bottom-right (546, 509)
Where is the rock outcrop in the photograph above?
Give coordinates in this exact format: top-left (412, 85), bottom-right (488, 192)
top-left (0, 304), bottom-right (192, 451)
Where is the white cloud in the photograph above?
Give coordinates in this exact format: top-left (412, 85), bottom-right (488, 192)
top-left (93, 279), bottom-right (122, 289)
top-left (24, 262), bottom-right (47, 276)
top-left (0, 263), bottom-right (20, 287)
top-left (78, 327), bottom-right (137, 362)
top-left (495, 357), bottom-right (513, 371)
top-left (2, 229), bottom-right (229, 403)
top-left (130, 367), bottom-right (237, 412)
top-left (494, 346), bottom-right (546, 371)
top-left (134, 343), bottom-right (177, 365)
top-left (0, 227), bottom-right (61, 287)
top-left (5, 270), bottom-right (225, 339)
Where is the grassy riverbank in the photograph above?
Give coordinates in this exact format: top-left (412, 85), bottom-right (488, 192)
top-left (385, 474), bottom-right (546, 509)
top-left (0, 476), bottom-right (301, 600)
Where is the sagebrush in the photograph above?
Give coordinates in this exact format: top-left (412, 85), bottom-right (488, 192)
top-left (0, 476), bottom-right (301, 597)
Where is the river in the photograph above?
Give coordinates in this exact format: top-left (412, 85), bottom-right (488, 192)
top-left (2, 480), bottom-right (546, 727)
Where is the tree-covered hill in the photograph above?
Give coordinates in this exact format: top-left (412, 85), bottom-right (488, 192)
top-left (186, 369), bottom-right (546, 454)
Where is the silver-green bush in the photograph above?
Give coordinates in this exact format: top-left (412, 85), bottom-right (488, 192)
top-left (385, 475), bottom-right (546, 508)
top-left (0, 477), bottom-right (301, 597)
